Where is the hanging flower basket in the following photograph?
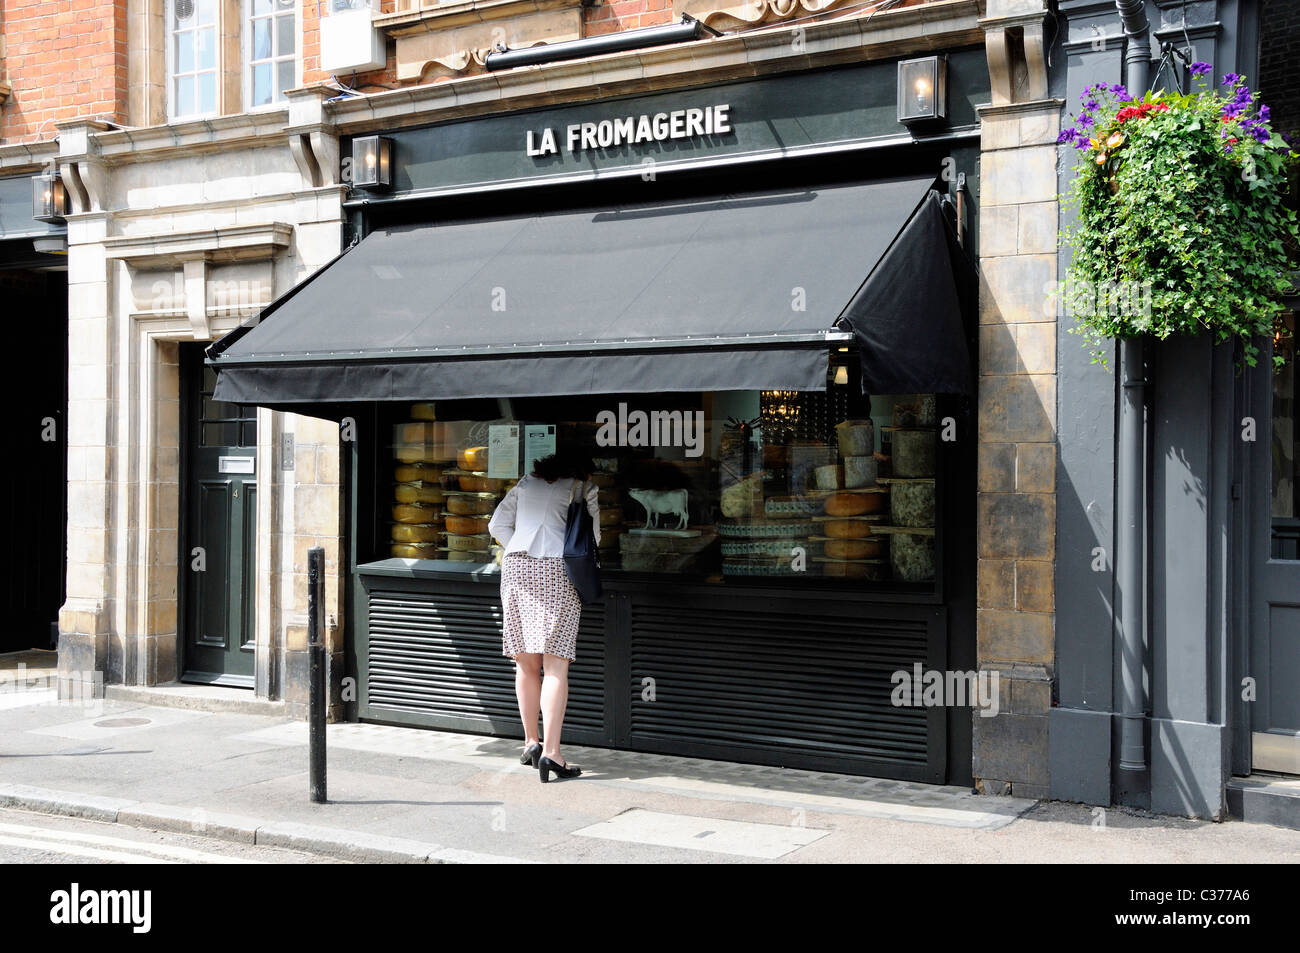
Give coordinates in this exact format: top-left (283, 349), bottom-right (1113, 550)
top-left (1058, 67), bottom-right (1299, 368)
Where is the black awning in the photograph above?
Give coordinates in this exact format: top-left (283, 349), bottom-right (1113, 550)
top-left (210, 175), bottom-right (973, 404)
top-left (838, 190), bottom-right (975, 396)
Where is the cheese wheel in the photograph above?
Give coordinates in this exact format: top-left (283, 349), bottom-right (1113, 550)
top-left (824, 519), bottom-right (874, 539)
top-left (394, 444), bottom-right (427, 463)
top-left (822, 560), bottom-right (870, 578)
top-left (446, 533), bottom-right (489, 552)
top-left (391, 523), bottom-right (442, 543)
top-left (390, 542), bottom-right (439, 559)
top-left (458, 446), bottom-right (489, 471)
top-left (447, 549), bottom-right (485, 562)
top-left (394, 483), bottom-right (445, 505)
top-left (393, 503), bottom-right (439, 524)
top-left (445, 515), bottom-right (490, 536)
top-left (598, 508), bottom-right (622, 527)
top-left (589, 472), bottom-right (616, 488)
top-left (824, 538), bottom-right (885, 560)
top-left (825, 493), bottom-right (870, 517)
top-left (395, 464), bottom-right (435, 483)
top-left (446, 495), bottom-right (496, 516)
top-left (397, 422), bottom-right (442, 444)
top-left (410, 402), bottom-right (437, 420)
top-left (459, 475), bottom-right (507, 492)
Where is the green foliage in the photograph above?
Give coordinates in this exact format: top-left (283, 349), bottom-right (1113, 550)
top-left (1059, 75), bottom-right (1299, 368)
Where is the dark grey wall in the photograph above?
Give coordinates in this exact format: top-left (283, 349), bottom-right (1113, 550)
top-left (1050, 0), bottom-right (1259, 818)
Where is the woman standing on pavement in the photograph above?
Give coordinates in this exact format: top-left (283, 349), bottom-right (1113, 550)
top-left (488, 450), bottom-right (599, 783)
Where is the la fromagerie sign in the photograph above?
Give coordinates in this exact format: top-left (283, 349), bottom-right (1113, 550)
top-left (526, 103), bottom-right (732, 156)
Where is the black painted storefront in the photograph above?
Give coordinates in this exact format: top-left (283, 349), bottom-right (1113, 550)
top-left (212, 53), bottom-right (988, 784)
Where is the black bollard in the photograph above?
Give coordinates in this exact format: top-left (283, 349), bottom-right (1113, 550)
top-left (308, 546), bottom-right (327, 803)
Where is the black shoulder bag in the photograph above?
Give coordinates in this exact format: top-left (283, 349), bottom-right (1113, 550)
top-left (563, 480), bottom-right (603, 604)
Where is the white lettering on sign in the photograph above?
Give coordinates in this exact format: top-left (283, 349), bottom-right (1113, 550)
top-left (526, 104), bottom-right (732, 157)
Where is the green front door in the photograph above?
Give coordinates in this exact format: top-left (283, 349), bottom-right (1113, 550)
top-left (180, 344), bottom-right (257, 686)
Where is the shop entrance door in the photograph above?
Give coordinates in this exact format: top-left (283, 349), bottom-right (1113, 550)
top-left (179, 344), bottom-right (257, 686)
top-left (1246, 322), bottom-right (1300, 775)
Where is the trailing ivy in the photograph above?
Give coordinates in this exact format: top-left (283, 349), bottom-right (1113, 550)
top-left (1058, 67), bottom-right (1298, 368)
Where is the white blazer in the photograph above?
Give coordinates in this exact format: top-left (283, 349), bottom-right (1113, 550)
top-left (488, 475), bottom-right (601, 557)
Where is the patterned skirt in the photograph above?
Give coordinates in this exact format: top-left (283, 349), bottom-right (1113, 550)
top-left (500, 553), bottom-right (582, 661)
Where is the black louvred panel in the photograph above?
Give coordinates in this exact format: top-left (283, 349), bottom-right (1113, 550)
top-left (628, 603), bottom-right (931, 770)
top-left (366, 587), bottom-right (606, 735)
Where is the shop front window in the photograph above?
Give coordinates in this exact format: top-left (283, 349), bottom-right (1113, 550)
top-left (383, 379), bottom-right (942, 588)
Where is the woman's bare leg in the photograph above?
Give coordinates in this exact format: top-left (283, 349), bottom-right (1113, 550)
top-left (514, 652), bottom-right (543, 750)
top-left (540, 654), bottom-right (571, 764)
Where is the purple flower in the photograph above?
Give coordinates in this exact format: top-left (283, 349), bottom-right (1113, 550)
top-left (1078, 113), bottom-right (1095, 128)
top-left (1190, 62), bottom-right (1212, 77)
top-left (1084, 99), bottom-right (1100, 111)
top-left (1222, 73), bottom-right (1242, 86)
top-left (1253, 125), bottom-right (1271, 143)
top-left (1057, 128), bottom-right (1075, 144)
top-left (1109, 83), bottom-right (1130, 98)
top-left (1224, 145), bottom-right (1234, 154)
top-left (1259, 104), bottom-right (1272, 123)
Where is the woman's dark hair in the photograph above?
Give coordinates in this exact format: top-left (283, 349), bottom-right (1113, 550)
top-left (531, 451), bottom-right (594, 483)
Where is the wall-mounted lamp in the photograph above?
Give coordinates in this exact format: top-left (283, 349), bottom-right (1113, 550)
top-left (32, 171), bottom-right (69, 223)
top-left (351, 135), bottom-right (393, 191)
top-left (833, 365), bottom-right (849, 386)
top-left (897, 56), bottom-right (947, 125)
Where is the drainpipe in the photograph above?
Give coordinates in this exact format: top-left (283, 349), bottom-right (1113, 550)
top-left (1114, 0), bottom-right (1151, 777)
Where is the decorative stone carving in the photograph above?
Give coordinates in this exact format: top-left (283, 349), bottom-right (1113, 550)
top-left (376, 0), bottom-right (586, 82)
top-left (673, 0), bottom-right (858, 32)
top-left (980, 0), bottom-right (1050, 105)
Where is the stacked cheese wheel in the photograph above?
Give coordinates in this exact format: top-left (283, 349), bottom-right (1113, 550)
top-left (389, 410), bottom-right (453, 559)
top-left (441, 445), bottom-right (513, 561)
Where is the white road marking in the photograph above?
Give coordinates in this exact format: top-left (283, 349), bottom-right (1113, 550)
top-left (0, 833), bottom-right (180, 864)
top-left (0, 822), bottom-right (261, 864)
top-left (574, 808), bottom-right (829, 859)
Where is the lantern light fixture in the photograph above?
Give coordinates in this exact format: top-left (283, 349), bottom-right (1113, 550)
top-left (897, 55), bottom-right (947, 125)
top-left (351, 135), bottom-right (393, 191)
top-left (32, 171), bottom-right (69, 223)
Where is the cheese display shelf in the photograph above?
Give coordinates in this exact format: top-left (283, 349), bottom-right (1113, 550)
top-left (866, 525), bottom-right (937, 536)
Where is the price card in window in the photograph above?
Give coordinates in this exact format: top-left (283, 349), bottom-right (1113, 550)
top-left (488, 424), bottom-right (520, 479)
top-left (524, 425), bottom-right (556, 472)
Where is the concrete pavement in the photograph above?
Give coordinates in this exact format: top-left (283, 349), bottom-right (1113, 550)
top-left (2, 664), bottom-right (1298, 863)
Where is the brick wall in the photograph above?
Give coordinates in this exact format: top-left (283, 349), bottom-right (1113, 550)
top-left (585, 0), bottom-right (674, 39)
top-left (1, 0), bottom-right (128, 145)
top-left (1260, 0), bottom-right (1300, 142)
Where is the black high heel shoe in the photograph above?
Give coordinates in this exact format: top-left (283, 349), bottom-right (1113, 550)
top-left (520, 742), bottom-right (542, 767)
top-left (538, 755), bottom-right (581, 783)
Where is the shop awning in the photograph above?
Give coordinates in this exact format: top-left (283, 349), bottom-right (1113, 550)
top-left (209, 176), bottom-right (974, 404)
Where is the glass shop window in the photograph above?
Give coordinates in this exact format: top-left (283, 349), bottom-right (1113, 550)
top-left (247, 0), bottom-right (298, 109)
top-left (382, 380), bottom-right (941, 588)
top-left (169, 0), bottom-right (219, 120)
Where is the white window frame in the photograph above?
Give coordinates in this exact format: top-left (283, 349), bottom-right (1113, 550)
top-left (244, 0), bottom-right (300, 112)
top-left (166, 0), bottom-right (221, 123)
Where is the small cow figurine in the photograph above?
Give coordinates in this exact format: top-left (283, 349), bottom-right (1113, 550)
top-left (628, 488), bottom-right (690, 531)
